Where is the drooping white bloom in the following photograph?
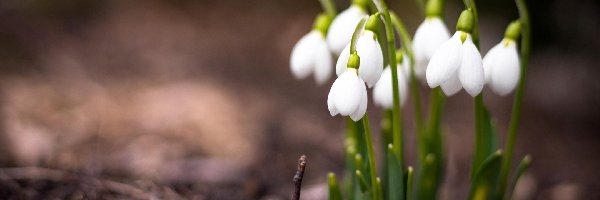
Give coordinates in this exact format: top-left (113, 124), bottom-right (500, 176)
top-left (426, 31), bottom-right (484, 97)
top-left (328, 68), bottom-right (368, 121)
top-left (412, 17), bottom-right (451, 80)
top-left (426, 32), bottom-right (463, 88)
top-left (335, 30), bottom-right (384, 88)
top-left (326, 5), bottom-right (368, 55)
top-left (483, 39), bottom-right (520, 96)
top-left (290, 30), bottom-right (333, 84)
top-left (373, 58), bottom-right (410, 109)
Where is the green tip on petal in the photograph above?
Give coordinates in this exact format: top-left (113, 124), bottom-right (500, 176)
top-left (456, 9), bottom-right (475, 33)
top-left (460, 31), bottom-right (468, 43)
top-left (504, 20), bottom-right (522, 41)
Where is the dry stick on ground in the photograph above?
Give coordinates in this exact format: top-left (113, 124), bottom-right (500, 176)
top-left (291, 155), bottom-right (307, 200)
top-left (0, 167), bottom-right (180, 199)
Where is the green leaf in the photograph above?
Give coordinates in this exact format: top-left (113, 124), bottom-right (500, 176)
top-left (328, 173), bottom-right (343, 200)
top-left (415, 154), bottom-right (437, 200)
top-left (472, 99), bottom-right (499, 177)
top-left (355, 119), bottom-right (372, 186)
top-left (468, 150), bottom-right (503, 200)
top-left (386, 144), bottom-right (404, 200)
top-left (406, 166), bottom-right (414, 200)
top-left (415, 88), bottom-right (445, 200)
top-left (356, 170), bottom-right (370, 193)
top-left (381, 110), bottom-right (393, 200)
top-left (507, 155), bottom-right (531, 200)
top-left (375, 177), bottom-right (383, 200)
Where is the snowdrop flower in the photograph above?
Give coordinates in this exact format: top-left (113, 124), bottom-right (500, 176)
top-left (328, 66), bottom-right (368, 121)
top-left (426, 9), bottom-right (484, 97)
top-left (373, 53), bottom-right (410, 109)
top-left (335, 15), bottom-right (384, 88)
top-left (483, 21), bottom-right (522, 96)
top-left (326, 0), bottom-right (368, 55)
top-left (412, 0), bottom-right (450, 80)
top-left (290, 14), bottom-right (333, 84)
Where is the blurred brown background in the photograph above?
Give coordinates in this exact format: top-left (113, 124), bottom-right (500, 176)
top-left (0, 0), bottom-right (598, 199)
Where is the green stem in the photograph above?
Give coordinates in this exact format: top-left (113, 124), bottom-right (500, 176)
top-left (319, 0), bottom-right (337, 17)
top-left (361, 114), bottom-right (379, 200)
top-left (472, 93), bottom-right (485, 178)
top-left (350, 17), bottom-right (368, 54)
top-left (498, 0), bottom-right (530, 199)
top-left (345, 119), bottom-right (358, 200)
top-left (371, 0), bottom-right (403, 169)
top-left (427, 88), bottom-right (445, 165)
top-left (390, 11), bottom-right (425, 137)
top-left (462, 0), bottom-right (480, 47)
top-left (415, 0), bottom-right (426, 14)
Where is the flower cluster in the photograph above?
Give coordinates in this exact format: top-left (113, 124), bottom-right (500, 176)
top-left (328, 14), bottom-right (384, 121)
top-left (290, 1), bottom-right (522, 121)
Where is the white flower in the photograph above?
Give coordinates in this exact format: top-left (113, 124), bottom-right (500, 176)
top-left (328, 68), bottom-right (368, 121)
top-left (373, 59), bottom-right (410, 109)
top-left (412, 17), bottom-right (451, 80)
top-left (335, 30), bottom-right (384, 88)
top-left (326, 5), bottom-right (368, 55)
top-left (426, 31), bottom-right (484, 97)
top-left (483, 39), bottom-right (520, 96)
top-left (290, 30), bottom-right (333, 84)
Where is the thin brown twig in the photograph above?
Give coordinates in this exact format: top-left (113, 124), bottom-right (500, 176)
top-left (291, 155), bottom-right (307, 200)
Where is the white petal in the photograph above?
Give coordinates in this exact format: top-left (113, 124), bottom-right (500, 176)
top-left (440, 71), bottom-right (462, 96)
top-left (490, 40), bottom-right (521, 96)
top-left (401, 55), bottom-right (412, 78)
top-left (357, 31), bottom-right (384, 88)
top-left (336, 44), bottom-right (351, 76)
top-left (327, 82), bottom-right (339, 116)
top-left (326, 6), bottom-right (367, 55)
top-left (397, 66), bottom-right (409, 106)
top-left (290, 31), bottom-right (320, 79)
top-left (331, 69), bottom-right (363, 115)
top-left (373, 67), bottom-right (393, 108)
top-left (350, 77), bottom-right (368, 121)
top-left (426, 32), bottom-right (463, 88)
top-left (313, 35), bottom-right (333, 84)
top-left (483, 43), bottom-right (503, 83)
top-left (413, 17), bottom-right (450, 80)
top-left (373, 65), bottom-right (409, 109)
top-left (459, 36), bottom-right (484, 97)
